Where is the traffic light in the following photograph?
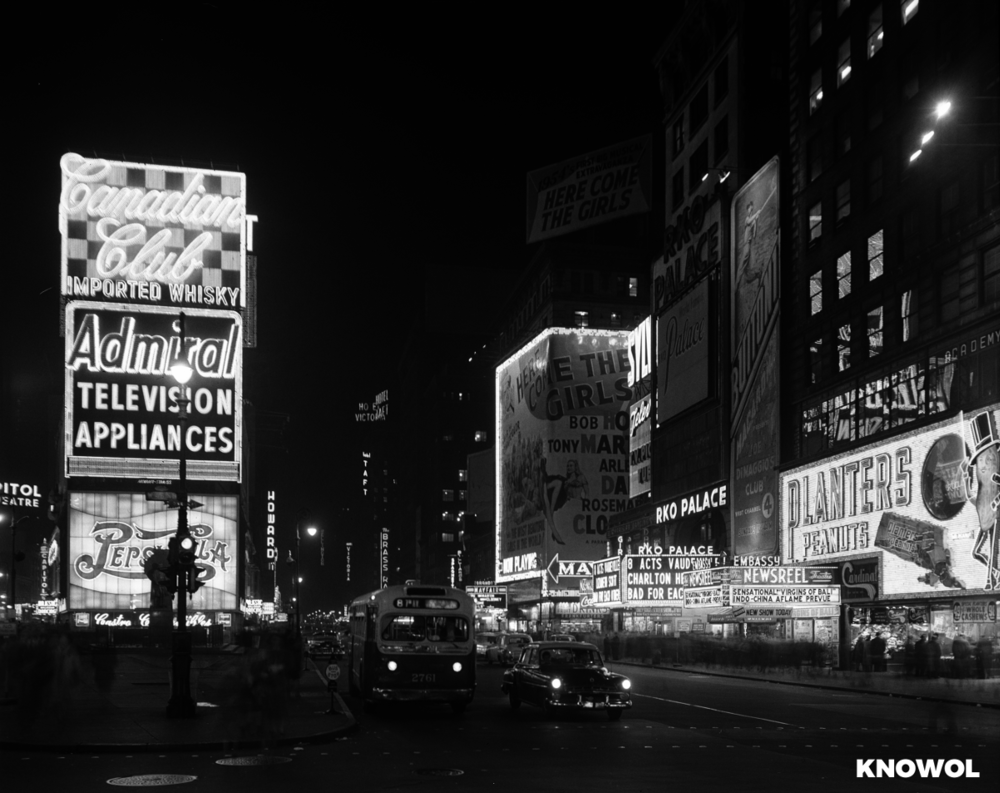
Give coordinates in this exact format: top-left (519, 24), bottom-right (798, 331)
top-left (167, 536), bottom-right (180, 568)
top-left (178, 535), bottom-right (197, 567)
top-left (188, 565), bottom-right (205, 594)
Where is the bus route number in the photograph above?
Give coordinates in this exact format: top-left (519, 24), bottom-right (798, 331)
top-left (412, 673), bottom-right (436, 683)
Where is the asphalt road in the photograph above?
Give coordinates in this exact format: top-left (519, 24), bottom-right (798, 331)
top-left (4, 661), bottom-right (997, 792)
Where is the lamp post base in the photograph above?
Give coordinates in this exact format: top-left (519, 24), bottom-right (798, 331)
top-left (166, 630), bottom-right (196, 718)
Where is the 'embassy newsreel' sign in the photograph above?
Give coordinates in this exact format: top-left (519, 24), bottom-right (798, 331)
top-left (64, 303), bottom-right (242, 481)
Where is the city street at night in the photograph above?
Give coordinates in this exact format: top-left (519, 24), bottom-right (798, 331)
top-left (2, 659), bottom-right (997, 792)
top-left (3, 4), bottom-right (999, 793)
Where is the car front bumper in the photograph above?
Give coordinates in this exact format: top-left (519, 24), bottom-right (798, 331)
top-left (547, 693), bottom-right (632, 709)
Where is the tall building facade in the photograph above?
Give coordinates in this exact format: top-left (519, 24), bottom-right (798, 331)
top-left (783, 0), bottom-right (999, 662)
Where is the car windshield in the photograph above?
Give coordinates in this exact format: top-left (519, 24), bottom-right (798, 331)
top-left (381, 614), bottom-right (470, 643)
top-left (540, 647), bottom-right (603, 666)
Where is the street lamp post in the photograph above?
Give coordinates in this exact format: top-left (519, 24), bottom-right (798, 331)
top-left (292, 522), bottom-right (318, 642)
top-left (167, 313), bottom-right (196, 719)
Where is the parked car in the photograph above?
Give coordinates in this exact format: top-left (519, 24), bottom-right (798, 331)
top-left (501, 641), bottom-right (633, 721)
top-left (306, 634), bottom-right (342, 659)
top-left (476, 632), bottom-right (500, 659)
top-left (485, 632), bottom-right (533, 665)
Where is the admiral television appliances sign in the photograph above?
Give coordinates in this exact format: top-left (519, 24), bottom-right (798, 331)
top-left (64, 303), bottom-right (242, 481)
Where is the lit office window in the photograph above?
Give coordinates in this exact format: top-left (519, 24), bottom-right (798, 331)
top-left (474, 431), bottom-right (488, 442)
top-left (810, 271), bottom-right (823, 315)
top-left (809, 69), bottom-right (823, 115)
top-left (809, 202), bottom-right (822, 244)
top-left (629, 278), bottom-right (638, 297)
top-left (574, 310), bottom-right (589, 327)
top-left (838, 0), bottom-right (851, 17)
top-left (809, 337), bottom-right (823, 384)
top-left (838, 324), bottom-right (852, 371)
top-left (868, 230), bottom-right (884, 280)
top-left (442, 489), bottom-right (454, 502)
top-left (868, 306), bottom-right (883, 357)
top-left (838, 39), bottom-right (852, 86)
top-left (868, 5), bottom-right (884, 58)
top-left (900, 290), bottom-right (917, 342)
top-left (458, 469), bottom-right (467, 482)
top-left (901, 0), bottom-right (918, 25)
top-left (837, 252), bottom-right (852, 298)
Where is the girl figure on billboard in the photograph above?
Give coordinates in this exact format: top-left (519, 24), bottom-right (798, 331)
top-left (542, 459), bottom-right (589, 545)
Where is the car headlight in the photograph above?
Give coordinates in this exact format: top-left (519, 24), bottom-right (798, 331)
top-left (621, 679), bottom-right (631, 690)
top-left (387, 660), bottom-right (398, 672)
top-left (550, 678), bottom-right (562, 689)
top-left (452, 662), bottom-right (463, 672)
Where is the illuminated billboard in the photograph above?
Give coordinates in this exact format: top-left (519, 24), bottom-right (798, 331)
top-left (627, 317), bottom-right (652, 497)
top-left (68, 491), bottom-right (238, 611)
top-left (592, 556), bottom-right (623, 607)
top-left (526, 136), bottom-right (652, 244)
top-left (657, 278), bottom-right (710, 423)
top-left (622, 550), bottom-right (717, 606)
top-left (64, 302), bottom-right (242, 481)
top-left (495, 328), bottom-right (631, 582)
top-left (731, 157), bottom-right (781, 558)
top-left (654, 195), bottom-right (723, 316)
top-left (780, 405), bottom-right (1000, 595)
top-left (59, 153), bottom-right (247, 310)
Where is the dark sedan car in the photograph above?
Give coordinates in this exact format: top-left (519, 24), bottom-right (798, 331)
top-left (500, 641), bottom-right (633, 720)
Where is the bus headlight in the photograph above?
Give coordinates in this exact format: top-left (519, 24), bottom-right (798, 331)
top-left (621, 679), bottom-right (631, 690)
top-left (387, 660), bottom-right (398, 672)
top-left (452, 662), bottom-right (463, 672)
top-left (551, 678), bottom-right (562, 689)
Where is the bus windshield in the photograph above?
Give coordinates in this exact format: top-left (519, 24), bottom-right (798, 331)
top-left (381, 614), bottom-right (471, 643)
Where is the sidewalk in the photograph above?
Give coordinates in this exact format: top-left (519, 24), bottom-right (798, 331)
top-left (612, 657), bottom-right (1000, 708)
top-left (0, 649), bottom-right (354, 752)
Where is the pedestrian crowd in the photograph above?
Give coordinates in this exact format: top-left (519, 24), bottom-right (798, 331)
top-left (853, 632), bottom-right (994, 680)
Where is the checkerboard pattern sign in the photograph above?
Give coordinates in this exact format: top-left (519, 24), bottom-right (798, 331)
top-left (59, 153), bottom-right (246, 309)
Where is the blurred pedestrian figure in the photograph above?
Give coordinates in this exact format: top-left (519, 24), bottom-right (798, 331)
top-left (915, 634), bottom-right (928, 678)
top-left (611, 632), bottom-right (620, 661)
top-left (903, 636), bottom-right (916, 677)
top-left (603, 633), bottom-right (612, 660)
top-left (927, 633), bottom-right (942, 678)
top-left (870, 632), bottom-right (887, 673)
top-left (92, 636), bottom-right (117, 693)
top-left (861, 635), bottom-right (872, 673)
top-left (851, 636), bottom-right (865, 672)
top-left (976, 636), bottom-right (993, 679)
top-left (952, 634), bottom-right (971, 679)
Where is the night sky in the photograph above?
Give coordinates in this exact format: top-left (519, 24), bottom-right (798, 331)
top-left (7, 10), bottom-right (678, 611)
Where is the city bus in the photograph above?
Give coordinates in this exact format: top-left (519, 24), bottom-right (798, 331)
top-left (348, 584), bottom-right (476, 713)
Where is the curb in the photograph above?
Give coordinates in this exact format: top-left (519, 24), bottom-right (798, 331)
top-left (610, 660), bottom-right (1000, 710)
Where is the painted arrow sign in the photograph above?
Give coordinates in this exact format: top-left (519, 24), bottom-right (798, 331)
top-left (546, 553), bottom-right (594, 583)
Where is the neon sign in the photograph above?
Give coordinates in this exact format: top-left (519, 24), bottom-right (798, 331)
top-left (266, 491), bottom-right (277, 571)
top-left (60, 153), bottom-right (247, 309)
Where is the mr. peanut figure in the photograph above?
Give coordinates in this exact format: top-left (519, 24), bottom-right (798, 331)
top-left (964, 411), bottom-right (1000, 590)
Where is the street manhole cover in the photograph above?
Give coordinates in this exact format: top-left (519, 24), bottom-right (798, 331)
top-left (107, 775), bottom-right (197, 786)
top-left (414, 769), bottom-right (464, 777)
top-left (216, 756), bottom-right (293, 766)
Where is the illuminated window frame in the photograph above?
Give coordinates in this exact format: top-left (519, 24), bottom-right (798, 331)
top-left (900, 289), bottom-right (917, 342)
top-left (837, 252), bottom-right (852, 299)
top-left (809, 270), bottom-right (823, 315)
top-left (867, 305), bottom-right (883, 357)
top-left (809, 201), bottom-right (823, 245)
top-left (868, 5), bottom-right (884, 59)
top-left (809, 69), bottom-right (823, 115)
top-left (868, 230), bottom-right (884, 280)
top-left (838, 323), bottom-right (852, 371)
top-left (901, 0), bottom-right (918, 25)
top-left (837, 39), bottom-right (852, 87)
top-left (574, 310), bottom-right (589, 328)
